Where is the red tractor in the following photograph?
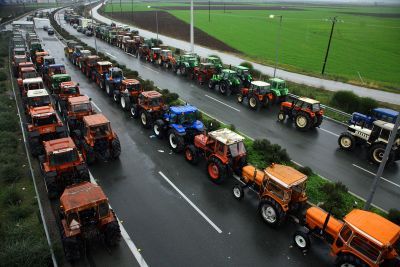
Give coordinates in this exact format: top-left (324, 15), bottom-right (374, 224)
top-left (111, 79), bottom-right (142, 111)
top-left (12, 55), bottom-right (28, 77)
top-left (80, 55), bottom-right (100, 78)
top-left (158, 49), bottom-right (176, 69)
top-left (59, 182), bottom-right (121, 261)
top-left (54, 81), bottom-right (81, 113)
top-left (184, 128), bottom-right (247, 184)
top-left (130, 91), bottom-right (167, 128)
top-left (62, 95), bottom-right (96, 133)
top-left (192, 63), bottom-right (218, 85)
top-left (17, 66), bottom-right (37, 90)
top-left (277, 97), bottom-right (324, 131)
top-left (237, 81), bottom-right (273, 110)
top-left (92, 61), bottom-right (112, 90)
top-left (39, 137), bottom-right (90, 199)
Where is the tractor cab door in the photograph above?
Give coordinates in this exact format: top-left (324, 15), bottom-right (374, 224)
top-left (368, 125), bottom-right (382, 143)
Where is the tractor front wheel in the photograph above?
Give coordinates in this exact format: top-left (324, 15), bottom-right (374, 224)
top-left (168, 129), bottom-right (184, 153)
top-left (207, 157), bottom-right (227, 184)
top-left (295, 112), bottom-right (311, 131)
top-left (219, 82), bottom-right (231, 96)
top-left (338, 132), bottom-right (356, 151)
top-left (44, 175), bottom-right (58, 200)
top-left (104, 220), bottom-right (121, 247)
top-left (83, 143), bottom-right (96, 165)
top-left (105, 83), bottom-right (113, 97)
top-left (111, 136), bottom-right (121, 159)
top-left (248, 96), bottom-right (260, 110)
top-left (78, 167), bottom-right (90, 183)
top-left (277, 111), bottom-right (286, 122)
top-left (113, 90), bottom-right (120, 103)
top-left (120, 95), bottom-right (130, 111)
top-left (232, 184), bottom-right (244, 200)
top-left (237, 94), bottom-right (244, 103)
top-left (258, 199), bottom-right (285, 227)
top-left (293, 230), bottom-right (311, 251)
top-left (184, 145), bottom-right (199, 165)
top-left (335, 254), bottom-right (368, 267)
top-left (208, 80), bottom-right (215, 90)
top-left (140, 110), bottom-right (151, 128)
top-left (153, 120), bottom-right (164, 139)
top-left (369, 143), bottom-right (394, 165)
top-left (130, 104), bottom-right (139, 118)
top-left (62, 236), bottom-right (82, 262)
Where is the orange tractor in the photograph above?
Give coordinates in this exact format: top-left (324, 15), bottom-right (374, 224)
top-left (17, 66), bottom-right (37, 90)
top-left (277, 97), bottom-right (324, 131)
top-left (237, 81), bottom-right (274, 110)
top-left (130, 91), bottom-right (167, 128)
top-left (192, 62), bottom-right (218, 85)
top-left (59, 182), bottom-right (121, 261)
top-left (72, 114), bottom-right (121, 164)
top-left (34, 51), bottom-right (49, 69)
top-left (54, 81), bottom-right (81, 113)
top-left (158, 49), bottom-right (176, 68)
top-left (233, 163), bottom-right (308, 227)
top-left (293, 207), bottom-right (400, 267)
top-left (62, 95), bottom-right (96, 133)
top-left (80, 55), bottom-right (100, 78)
top-left (24, 89), bottom-right (52, 117)
top-left (184, 128), bottom-right (247, 184)
top-left (112, 79), bottom-right (142, 111)
top-left (12, 55), bottom-right (28, 77)
top-left (39, 137), bottom-right (90, 199)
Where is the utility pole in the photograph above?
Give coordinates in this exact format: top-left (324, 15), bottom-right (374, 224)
top-left (111, 0), bottom-right (114, 19)
top-left (364, 115), bottom-right (400, 210)
top-left (156, 9), bottom-right (158, 45)
top-left (190, 0), bottom-right (194, 52)
top-left (321, 16), bottom-right (337, 75)
top-left (269, 14), bottom-right (283, 78)
top-left (91, 4), bottom-right (98, 55)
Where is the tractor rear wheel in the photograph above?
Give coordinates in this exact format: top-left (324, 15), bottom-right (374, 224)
top-left (44, 174), bottom-right (58, 200)
top-left (248, 96), bottom-right (260, 110)
top-left (208, 80), bottom-right (215, 90)
top-left (219, 81), bottom-right (231, 96)
top-left (140, 110), bottom-right (151, 128)
top-left (62, 236), bottom-right (82, 262)
top-left (335, 254), bottom-right (368, 267)
top-left (29, 139), bottom-right (42, 157)
top-left (293, 230), bottom-right (311, 251)
top-left (232, 184), bottom-right (244, 200)
top-left (295, 112), bottom-right (311, 131)
top-left (120, 95), bottom-right (130, 111)
top-left (130, 104), bottom-right (139, 118)
top-left (277, 111), bottom-right (286, 122)
top-left (180, 66), bottom-right (187, 76)
top-left (338, 132), bottom-right (356, 151)
top-left (153, 120), bottom-right (164, 139)
top-left (369, 143), bottom-right (394, 165)
top-left (237, 94), bottom-right (244, 103)
top-left (78, 167), bottom-right (90, 182)
top-left (184, 145), bottom-right (200, 165)
top-left (168, 129), bottom-right (185, 153)
top-left (83, 143), bottom-right (96, 165)
top-left (111, 136), bottom-right (121, 159)
top-left (207, 157), bottom-right (227, 184)
top-left (104, 220), bottom-right (121, 247)
top-left (105, 83), bottom-right (113, 96)
top-left (258, 198), bottom-right (285, 227)
top-left (113, 90), bottom-right (120, 103)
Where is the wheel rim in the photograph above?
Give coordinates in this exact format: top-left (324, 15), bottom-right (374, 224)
top-left (121, 97), bottom-right (126, 109)
top-left (106, 84), bottom-right (110, 94)
top-left (169, 133), bottom-right (178, 148)
top-left (238, 95), bottom-right (243, 102)
top-left (278, 113), bottom-right (285, 121)
top-left (249, 98), bottom-right (256, 108)
top-left (113, 93), bottom-right (118, 102)
top-left (220, 84), bottom-right (226, 93)
top-left (373, 148), bottom-right (385, 163)
top-left (261, 205), bottom-right (277, 223)
top-left (58, 101), bottom-right (62, 112)
top-left (340, 264), bottom-right (355, 267)
top-left (295, 235), bottom-right (307, 248)
top-left (154, 124), bottom-right (160, 135)
top-left (185, 149), bottom-right (193, 161)
top-left (296, 115), bottom-right (307, 128)
top-left (340, 136), bottom-right (352, 148)
top-left (233, 187), bottom-right (241, 198)
top-left (141, 112), bottom-right (147, 125)
top-left (208, 163), bottom-right (219, 179)
top-left (130, 107), bottom-right (136, 116)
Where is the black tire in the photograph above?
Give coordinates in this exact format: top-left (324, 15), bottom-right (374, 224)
top-left (83, 143), bottom-right (95, 165)
top-left (184, 145), bottom-right (200, 165)
top-left (258, 198), bottom-right (286, 227)
top-left (111, 136), bottom-right (121, 159)
top-left (338, 132), bottom-right (356, 151)
top-left (207, 157), bottom-right (227, 184)
top-left (232, 184), bottom-right (244, 200)
top-left (130, 104), bottom-right (139, 118)
top-left (293, 230), bottom-right (311, 251)
top-left (120, 95), bottom-right (130, 111)
top-left (153, 119), bottom-right (165, 139)
top-left (277, 111), bottom-right (286, 122)
top-left (219, 81), bottom-right (231, 96)
top-left (44, 174), bottom-right (58, 199)
top-left (105, 82), bottom-right (113, 96)
top-left (208, 80), bottom-right (215, 90)
top-left (62, 236), bottom-right (82, 262)
top-left (140, 110), bottom-right (151, 128)
top-left (168, 129), bottom-right (185, 153)
top-left (180, 66), bottom-right (187, 76)
top-left (295, 112), bottom-right (311, 131)
top-left (113, 90), bottom-right (120, 103)
top-left (314, 115), bottom-right (323, 128)
top-left (104, 220), bottom-right (121, 247)
top-left (237, 94), bottom-right (244, 103)
top-left (29, 139), bottom-right (42, 157)
top-left (335, 254), bottom-right (368, 267)
top-left (248, 95), bottom-right (260, 110)
top-left (368, 143), bottom-right (393, 165)
top-left (234, 156), bottom-right (247, 176)
top-left (78, 167), bottom-right (90, 182)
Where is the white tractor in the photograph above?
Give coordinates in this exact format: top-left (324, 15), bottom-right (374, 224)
top-left (338, 120), bottom-right (400, 165)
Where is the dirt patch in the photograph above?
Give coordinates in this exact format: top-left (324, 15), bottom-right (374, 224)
top-left (340, 12), bottom-right (400, 18)
top-left (155, 5), bottom-right (304, 11)
top-left (106, 11), bottom-right (240, 53)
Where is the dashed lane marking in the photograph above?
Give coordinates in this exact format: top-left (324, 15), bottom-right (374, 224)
top-left (352, 164), bottom-right (400, 189)
top-left (91, 101), bottom-right (102, 113)
top-left (319, 127), bottom-right (340, 137)
top-left (204, 94), bottom-right (240, 112)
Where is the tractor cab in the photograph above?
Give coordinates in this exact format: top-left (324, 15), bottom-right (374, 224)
top-left (295, 97), bottom-right (322, 113)
top-left (22, 77), bottom-right (45, 96)
top-left (41, 56), bottom-right (56, 73)
top-left (29, 42), bottom-right (42, 57)
top-left (51, 74), bottom-right (72, 94)
top-left (182, 53), bottom-right (199, 67)
top-left (249, 80), bottom-right (271, 95)
top-left (350, 108), bottom-right (398, 129)
top-left (96, 61), bottom-right (113, 75)
top-left (35, 51), bottom-right (49, 67)
top-left (19, 67), bottom-right (37, 80)
top-left (73, 45), bottom-right (84, 57)
top-left (13, 37), bottom-right (25, 48)
top-left (166, 105), bottom-right (203, 131)
top-left (207, 128), bottom-right (246, 160)
top-left (107, 67), bottom-right (123, 81)
top-left (161, 49), bottom-right (172, 58)
top-left (82, 114), bottom-right (115, 143)
top-left (30, 106), bottom-right (58, 127)
top-left (47, 64), bottom-right (66, 76)
top-left (121, 79), bottom-right (141, 95)
top-left (268, 77), bottom-right (289, 102)
top-left (59, 81), bottom-right (81, 99)
top-left (85, 55), bottom-right (100, 67)
top-left (67, 95), bottom-right (94, 118)
top-left (64, 40), bottom-right (78, 58)
top-left (78, 49), bottom-right (92, 60)
top-left (13, 47), bottom-right (27, 57)
top-left (43, 137), bottom-right (82, 169)
top-left (150, 47), bottom-right (161, 61)
top-left (234, 65), bottom-right (252, 87)
top-left (238, 80), bottom-right (272, 110)
top-left (13, 55), bottom-right (27, 71)
top-left (26, 89), bottom-right (51, 111)
top-left (368, 120), bottom-right (400, 146)
top-left (206, 56), bottom-right (222, 71)
top-left (138, 91), bottom-right (164, 110)
top-left (198, 62), bottom-right (215, 72)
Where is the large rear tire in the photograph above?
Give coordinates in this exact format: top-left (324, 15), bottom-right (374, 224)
top-left (153, 120), bottom-right (164, 139)
top-left (62, 236), bottom-right (82, 262)
top-left (168, 129), bottom-right (185, 153)
top-left (105, 83), bottom-right (113, 97)
top-left (369, 143), bottom-right (393, 165)
top-left (335, 254), bottom-right (368, 267)
top-left (258, 198), bottom-right (285, 227)
top-left (295, 112), bottom-right (311, 131)
top-left (207, 157), bottom-right (227, 184)
top-left (219, 81), bottom-right (231, 96)
top-left (140, 110), bottom-right (151, 128)
top-left (104, 220), bottom-right (121, 247)
top-left (184, 145), bottom-right (200, 165)
top-left (120, 95), bottom-right (130, 111)
top-left (111, 136), bottom-right (121, 159)
top-left (248, 96), bottom-right (260, 110)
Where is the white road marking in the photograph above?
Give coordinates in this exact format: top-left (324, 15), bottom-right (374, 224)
top-left (319, 127), bottom-right (340, 137)
top-left (352, 164), bottom-right (400, 189)
top-left (89, 172), bottom-right (148, 267)
top-left (91, 101), bottom-right (102, 112)
top-left (143, 65), bottom-right (160, 74)
top-left (204, 94), bottom-right (240, 112)
top-left (290, 160), bottom-right (304, 168)
top-left (105, 52), bottom-right (116, 59)
top-left (158, 171), bottom-right (223, 234)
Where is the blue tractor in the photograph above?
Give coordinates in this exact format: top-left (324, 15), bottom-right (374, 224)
top-left (349, 108), bottom-right (398, 129)
top-left (71, 45), bottom-right (83, 65)
top-left (152, 105), bottom-right (204, 152)
top-left (104, 67), bottom-right (125, 97)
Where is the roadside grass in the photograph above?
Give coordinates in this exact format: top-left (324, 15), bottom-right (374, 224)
top-left (0, 32), bottom-right (51, 266)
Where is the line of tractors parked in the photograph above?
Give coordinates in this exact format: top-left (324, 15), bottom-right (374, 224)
top-left (59, 17), bottom-right (400, 266)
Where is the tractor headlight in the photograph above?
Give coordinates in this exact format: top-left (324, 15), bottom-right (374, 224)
top-left (395, 138), bottom-right (400, 147)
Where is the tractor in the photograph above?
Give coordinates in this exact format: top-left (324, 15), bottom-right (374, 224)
top-left (43, 64), bottom-right (66, 88)
top-left (54, 81), bottom-right (81, 113)
top-left (26, 106), bottom-right (67, 156)
top-left (158, 49), bottom-right (175, 68)
top-left (62, 95), bottom-right (95, 133)
top-left (29, 42), bottom-right (43, 61)
top-left (39, 137), bottom-right (90, 199)
top-left (112, 79), bottom-right (142, 111)
top-left (80, 55), bottom-right (100, 78)
top-left (21, 77), bottom-right (45, 97)
top-left (138, 43), bottom-right (151, 61)
top-left (17, 67), bottom-right (37, 90)
top-left (269, 78), bottom-right (289, 103)
top-left (13, 47), bottom-right (28, 57)
top-left (233, 163), bottom-right (308, 227)
top-left (130, 91), bottom-right (166, 128)
top-left (153, 105), bottom-right (205, 152)
top-left (103, 67), bottom-right (125, 97)
top-left (59, 182), bottom-right (121, 262)
top-left (234, 65), bottom-right (252, 88)
top-left (293, 207), bottom-right (400, 267)
top-left (349, 108), bottom-right (398, 129)
top-left (64, 40), bottom-right (78, 60)
top-left (124, 35), bottom-right (142, 55)
top-left (49, 74), bottom-right (72, 94)
top-left (173, 53), bottom-right (199, 77)
top-left (71, 45), bottom-right (84, 65)
top-left (192, 63), bottom-right (218, 85)
top-left (34, 51), bottom-right (49, 69)
top-left (92, 61), bottom-right (112, 89)
top-left (40, 55), bottom-right (55, 75)
top-left (24, 89), bottom-right (52, 117)
top-left (277, 97), bottom-right (324, 131)
top-left (208, 69), bottom-right (241, 96)
top-left (206, 56), bottom-right (223, 73)
top-left (16, 61), bottom-right (34, 79)
top-left (72, 114), bottom-right (121, 164)
top-left (12, 55), bottom-right (28, 77)
top-left (184, 128), bottom-right (247, 184)
top-left (148, 47), bottom-right (162, 63)
top-left (237, 81), bottom-right (273, 110)
top-left (75, 49), bottom-right (92, 69)
top-left (338, 120), bottom-right (400, 165)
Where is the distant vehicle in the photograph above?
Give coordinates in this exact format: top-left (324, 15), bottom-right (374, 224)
top-left (72, 24), bottom-right (78, 29)
top-left (77, 26), bottom-right (83, 32)
top-left (47, 28), bottom-right (54, 35)
top-left (43, 25), bottom-right (48, 31)
top-left (85, 29), bottom-right (93, 37)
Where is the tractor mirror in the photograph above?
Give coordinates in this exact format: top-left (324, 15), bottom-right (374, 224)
top-left (77, 83), bottom-right (80, 86)
top-left (89, 97), bottom-right (92, 101)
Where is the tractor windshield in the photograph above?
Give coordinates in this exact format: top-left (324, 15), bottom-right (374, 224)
top-left (28, 96), bottom-right (51, 107)
top-left (113, 70), bottom-right (122, 79)
top-left (22, 71), bottom-right (36, 79)
top-left (90, 123), bottom-right (111, 138)
top-left (62, 86), bottom-right (78, 95)
top-left (311, 103), bottom-right (320, 112)
top-left (292, 181), bottom-right (307, 194)
top-left (88, 59), bottom-right (97, 65)
top-left (51, 66), bottom-right (66, 75)
top-left (149, 97), bottom-right (163, 107)
top-left (45, 58), bottom-right (55, 65)
top-left (127, 84), bottom-right (140, 92)
top-left (257, 86), bottom-right (270, 95)
top-left (25, 82), bottom-right (44, 91)
top-left (49, 149), bottom-right (78, 166)
top-left (177, 112), bottom-right (198, 125)
top-left (79, 207), bottom-right (99, 226)
top-left (277, 82), bottom-right (286, 89)
top-left (33, 113), bottom-right (57, 126)
top-left (229, 142), bottom-right (246, 157)
top-left (72, 103), bottom-right (91, 113)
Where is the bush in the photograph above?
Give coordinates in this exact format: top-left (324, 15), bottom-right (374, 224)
top-left (388, 209), bottom-right (400, 225)
top-left (175, 48), bottom-right (181, 55)
top-left (240, 61), bottom-right (254, 70)
top-left (358, 97), bottom-right (378, 115)
top-left (0, 131), bottom-right (18, 151)
top-left (8, 205), bottom-right (33, 221)
top-left (0, 71), bottom-right (7, 82)
top-left (252, 139), bottom-right (291, 165)
top-left (1, 164), bottom-right (23, 184)
top-left (330, 91), bottom-right (360, 113)
top-left (320, 182), bottom-right (349, 218)
top-left (142, 79), bottom-right (155, 91)
top-left (2, 187), bottom-right (23, 206)
top-left (204, 118), bottom-right (221, 132)
top-left (0, 112), bottom-right (18, 132)
top-left (229, 124), bottom-right (236, 131)
top-left (296, 166), bottom-right (314, 176)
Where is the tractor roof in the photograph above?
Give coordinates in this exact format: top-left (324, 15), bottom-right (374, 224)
top-left (207, 56), bottom-right (219, 60)
top-left (60, 81), bottom-right (78, 88)
top-left (200, 62), bottom-right (213, 67)
top-left (74, 45), bottom-right (83, 50)
top-left (35, 51), bottom-right (48, 56)
top-left (31, 105), bottom-right (55, 116)
top-left (344, 209), bottom-right (400, 247)
top-left (81, 49), bottom-right (91, 54)
top-left (27, 88), bottom-right (48, 98)
top-left (21, 67), bottom-right (36, 72)
top-left (122, 79), bottom-right (140, 85)
top-left (13, 47), bottom-right (26, 52)
top-left (97, 61), bottom-right (112, 66)
top-left (14, 55), bottom-right (26, 59)
top-left (269, 77), bottom-right (285, 83)
top-left (23, 77), bottom-right (43, 84)
top-left (373, 120), bottom-right (400, 131)
top-left (236, 65), bottom-right (249, 70)
top-left (18, 62), bottom-right (34, 67)
top-left (52, 74), bottom-right (71, 79)
top-left (49, 63), bottom-right (65, 68)
top-left (43, 55), bottom-right (54, 60)
top-left (251, 81), bottom-right (270, 87)
top-left (298, 97), bottom-right (320, 105)
top-left (83, 113), bottom-right (109, 127)
top-left (60, 182), bottom-right (108, 213)
top-left (209, 128), bottom-right (244, 145)
top-left (110, 67), bottom-right (122, 72)
top-left (222, 69), bottom-right (236, 74)
top-left (170, 105), bottom-right (198, 114)
top-left (141, 90), bottom-right (162, 99)
top-left (265, 164), bottom-right (307, 188)
top-left (162, 49), bottom-right (171, 52)
top-left (373, 108), bottom-right (399, 117)
top-left (152, 47), bottom-right (161, 51)
top-left (69, 95), bottom-right (90, 105)
top-left (87, 55), bottom-right (100, 60)
top-left (44, 137), bottom-right (76, 154)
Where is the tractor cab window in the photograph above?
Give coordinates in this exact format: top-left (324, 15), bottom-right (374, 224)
top-left (49, 149), bottom-right (78, 166)
top-left (177, 111), bottom-right (197, 125)
top-left (45, 58), bottom-right (55, 65)
top-left (349, 234), bottom-right (381, 262)
top-left (311, 103), bottom-right (320, 112)
top-left (23, 71), bottom-right (36, 79)
top-left (339, 225), bottom-right (352, 243)
top-left (276, 82), bottom-right (285, 89)
top-left (33, 113), bottom-right (57, 126)
top-left (222, 72), bottom-right (230, 79)
top-left (72, 103), bottom-right (91, 113)
top-left (266, 180), bottom-right (287, 201)
top-left (90, 123), bottom-right (110, 138)
top-left (62, 86), bottom-right (78, 95)
top-left (88, 59), bottom-right (97, 65)
top-left (26, 82), bottom-right (44, 90)
top-left (126, 83), bottom-right (140, 92)
top-left (52, 66), bottom-right (66, 74)
top-left (369, 126), bottom-right (381, 141)
top-left (98, 202), bottom-right (109, 218)
top-left (67, 212), bottom-right (79, 229)
top-left (112, 70), bottom-right (122, 79)
top-left (292, 181), bottom-right (306, 195)
top-left (256, 86), bottom-right (269, 95)
top-left (79, 207), bottom-right (98, 226)
top-left (28, 96), bottom-right (51, 107)
top-left (216, 142), bottom-right (225, 155)
top-left (228, 142), bottom-right (246, 158)
top-left (148, 97), bottom-right (163, 107)
top-left (380, 128), bottom-right (390, 140)
top-left (241, 69), bottom-right (249, 76)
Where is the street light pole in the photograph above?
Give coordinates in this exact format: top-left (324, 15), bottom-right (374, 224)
top-left (364, 115), bottom-right (400, 210)
top-left (91, 5), bottom-right (98, 55)
top-left (156, 9), bottom-right (159, 45)
top-left (321, 16), bottom-right (337, 75)
top-left (131, 0), bottom-right (134, 24)
top-left (190, 0), bottom-right (194, 52)
top-left (270, 14), bottom-right (282, 78)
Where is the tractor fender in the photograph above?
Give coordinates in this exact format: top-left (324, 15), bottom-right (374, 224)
top-left (193, 120), bottom-right (204, 132)
top-left (28, 130), bottom-right (40, 138)
top-left (170, 124), bottom-right (186, 134)
top-left (56, 125), bottom-right (67, 136)
top-left (211, 154), bottom-right (229, 165)
top-left (75, 163), bottom-right (88, 172)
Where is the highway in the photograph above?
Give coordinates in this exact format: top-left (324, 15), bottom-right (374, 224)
top-left (56, 10), bottom-right (400, 212)
top-left (36, 20), bottom-right (334, 266)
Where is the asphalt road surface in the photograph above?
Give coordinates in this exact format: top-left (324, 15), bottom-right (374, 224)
top-left (35, 22), bottom-right (337, 267)
top-left (56, 10), bottom-right (400, 212)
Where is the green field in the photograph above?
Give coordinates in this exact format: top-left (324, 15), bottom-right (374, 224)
top-left (104, 2), bottom-right (400, 91)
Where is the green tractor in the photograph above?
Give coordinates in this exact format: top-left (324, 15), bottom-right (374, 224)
top-left (208, 69), bottom-right (241, 96)
top-left (206, 56), bottom-right (223, 73)
top-left (173, 53), bottom-right (199, 77)
top-left (268, 77), bottom-right (289, 103)
top-left (50, 74), bottom-right (71, 94)
top-left (234, 65), bottom-right (252, 88)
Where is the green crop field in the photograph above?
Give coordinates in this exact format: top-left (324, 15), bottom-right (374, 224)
top-left (104, 2), bottom-right (400, 91)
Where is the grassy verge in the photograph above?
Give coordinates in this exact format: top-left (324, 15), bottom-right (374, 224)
top-left (51, 10), bottom-right (397, 221)
top-left (0, 32), bottom-right (52, 266)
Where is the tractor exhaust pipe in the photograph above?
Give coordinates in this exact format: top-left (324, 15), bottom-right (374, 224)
top-left (320, 207), bottom-right (332, 235)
